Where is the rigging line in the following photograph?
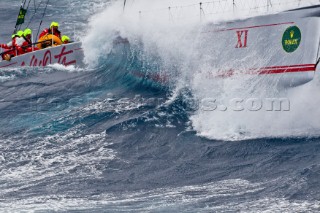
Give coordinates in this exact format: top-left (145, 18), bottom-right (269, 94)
top-left (168, 7), bottom-right (174, 23)
top-left (202, 0), bottom-right (227, 5)
top-left (316, 57), bottom-right (320, 68)
top-left (138, 0), bottom-right (225, 14)
top-left (26, 0), bottom-right (45, 28)
top-left (315, 37), bottom-right (320, 68)
top-left (18, 0), bottom-right (32, 31)
top-left (200, 2), bottom-right (206, 22)
top-left (137, 0), bottom-right (306, 17)
top-left (13, 0), bottom-right (27, 33)
top-left (269, 0), bottom-right (273, 7)
top-left (35, 0), bottom-right (49, 40)
top-left (22, 0), bottom-right (27, 8)
top-left (139, 3), bottom-right (197, 14)
top-left (26, 0), bottom-right (32, 9)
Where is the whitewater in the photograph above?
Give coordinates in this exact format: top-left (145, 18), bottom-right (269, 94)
top-left (0, 0), bottom-right (320, 212)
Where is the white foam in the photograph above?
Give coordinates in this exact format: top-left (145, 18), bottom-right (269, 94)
top-left (82, 0), bottom-right (320, 140)
top-left (0, 131), bottom-right (116, 198)
top-left (47, 63), bottom-right (84, 72)
top-left (0, 178), bottom-right (319, 212)
top-left (189, 69), bottom-right (320, 141)
top-left (83, 0), bottom-right (319, 67)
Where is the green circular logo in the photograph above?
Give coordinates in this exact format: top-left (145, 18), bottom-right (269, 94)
top-left (282, 26), bottom-right (301, 53)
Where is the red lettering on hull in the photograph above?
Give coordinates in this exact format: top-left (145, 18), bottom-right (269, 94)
top-left (236, 30), bottom-right (248, 48)
top-left (54, 46), bottom-right (76, 66)
top-left (6, 46), bottom-right (77, 68)
top-left (42, 50), bottom-right (52, 66)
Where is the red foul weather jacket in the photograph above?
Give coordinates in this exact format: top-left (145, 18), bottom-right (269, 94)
top-left (39, 28), bottom-right (61, 39)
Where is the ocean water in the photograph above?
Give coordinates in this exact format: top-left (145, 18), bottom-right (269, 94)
top-left (0, 0), bottom-right (320, 212)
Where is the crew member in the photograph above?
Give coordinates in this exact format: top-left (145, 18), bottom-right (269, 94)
top-left (0, 30), bottom-right (23, 50)
top-left (20, 28), bottom-right (39, 54)
top-left (0, 31), bottom-right (24, 60)
top-left (39, 21), bottom-right (61, 39)
top-left (0, 34), bottom-right (16, 61)
top-left (0, 34), bottom-right (15, 50)
top-left (61, 35), bottom-right (70, 44)
top-left (12, 30), bottom-right (26, 55)
top-left (15, 30), bottom-right (25, 47)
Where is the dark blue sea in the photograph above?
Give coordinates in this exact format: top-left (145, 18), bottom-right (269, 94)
top-left (0, 0), bottom-right (320, 212)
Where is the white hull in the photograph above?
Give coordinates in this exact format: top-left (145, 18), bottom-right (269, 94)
top-left (0, 42), bottom-right (84, 68)
top-left (197, 5), bottom-right (320, 87)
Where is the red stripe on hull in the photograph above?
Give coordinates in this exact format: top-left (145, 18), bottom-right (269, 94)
top-left (203, 22), bottom-right (296, 33)
top-left (65, 60), bottom-right (76, 66)
top-left (0, 62), bottom-right (18, 68)
top-left (259, 67), bottom-right (315, 74)
top-left (259, 64), bottom-right (315, 70)
top-left (216, 64), bottom-right (316, 77)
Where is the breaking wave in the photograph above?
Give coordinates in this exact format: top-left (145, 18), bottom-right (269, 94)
top-left (1, 0), bottom-right (320, 212)
top-left (81, 0), bottom-right (320, 141)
